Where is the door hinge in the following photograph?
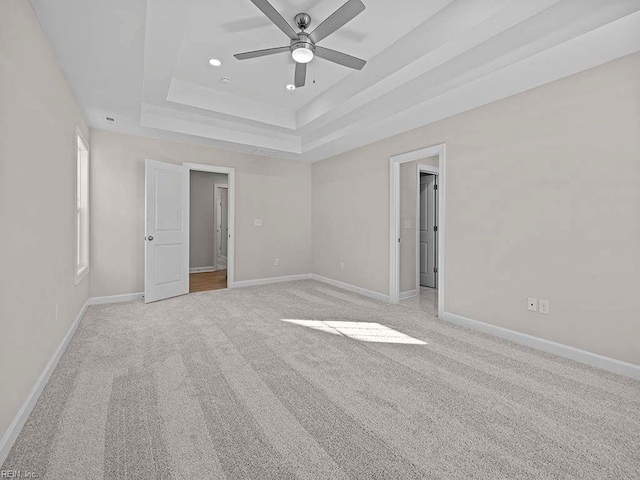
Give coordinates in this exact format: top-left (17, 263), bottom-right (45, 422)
top-left (434, 184), bottom-right (438, 190)
top-left (434, 267), bottom-right (438, 273)
top-left (398, 238), bottom-right (401, 243)
top-left (434, 226), bottom-right (438, 232)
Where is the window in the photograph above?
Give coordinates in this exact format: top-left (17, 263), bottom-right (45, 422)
top-left (75, 131), bottom-right (89, 284)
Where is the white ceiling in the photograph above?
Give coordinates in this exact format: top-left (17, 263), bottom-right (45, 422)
top-left (30, 0), bottom-right (640, 162)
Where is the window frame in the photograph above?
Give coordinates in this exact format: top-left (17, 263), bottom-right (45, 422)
top-left (75, 128), bottom-right (90, 285)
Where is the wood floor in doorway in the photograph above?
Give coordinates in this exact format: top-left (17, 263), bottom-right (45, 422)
top-left (189, 270), bottom-right (227, 292)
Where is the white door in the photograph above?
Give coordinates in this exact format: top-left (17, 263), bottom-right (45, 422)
top-left (215, 185), bottom-right (228, 269)
top-left (145, 159), bottom-right (189, 303)
top-left (420, 174), bottom-right (438, 288)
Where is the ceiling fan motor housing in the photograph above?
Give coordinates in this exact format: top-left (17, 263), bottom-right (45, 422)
top-left (290, 32), bottom-right (315, 56)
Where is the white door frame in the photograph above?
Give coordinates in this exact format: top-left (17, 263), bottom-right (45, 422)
top-left (183, 162), bottom-right (235, 288)
top-left (214, 183), bottom-right (228, 271)
top-left (389, 144), bottom-right (446, 316)
top-left (416, 165), bottom-right (439, 293)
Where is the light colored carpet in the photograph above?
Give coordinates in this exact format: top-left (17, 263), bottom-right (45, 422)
top-left (3, 280), bottom-right (639, 479)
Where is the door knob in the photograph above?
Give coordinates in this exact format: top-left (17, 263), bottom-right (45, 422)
top-left (148, 236), bottom-right (154, 241)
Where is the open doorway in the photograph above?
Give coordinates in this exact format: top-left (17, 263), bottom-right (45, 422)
top-left (397, 159), bottom-right (439, 305)
top-left (389, 144), bottom-right (445, 314)
top-left (144, 161), bottom-right (234, 303)
top-left (189, 170), bottom-right (228, 293)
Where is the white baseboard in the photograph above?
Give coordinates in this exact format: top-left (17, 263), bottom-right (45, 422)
top-left (88, 292), bottom-right (144, 305)
top-left (442, 312), bottom-right (640, 380)
top-left (189, 266), bottom-right (216, 273)
top-left (400, 290), bottom-right (417, 300)
top-left (232, 274), bottom-right (312, 288)
top-left (311, 274), bottom-right (389, 302)
top-left (232, 273), bottom-right (390, 303)
top-left (0, 300), bottom-right (89, 466)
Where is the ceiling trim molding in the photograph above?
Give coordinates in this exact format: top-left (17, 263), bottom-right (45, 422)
top-left (29, 0), bottom-right (640, 163)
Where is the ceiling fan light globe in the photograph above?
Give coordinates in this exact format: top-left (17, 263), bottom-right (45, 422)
top-left (292, 47), bottom-right (314, 64)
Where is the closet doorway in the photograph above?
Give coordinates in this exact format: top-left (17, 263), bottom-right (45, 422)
top-left (189, 164), bottom-right (231, 293)
top-left (389, 144), bottom-right (445, 312)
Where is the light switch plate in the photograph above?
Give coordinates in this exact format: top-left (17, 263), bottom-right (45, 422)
top-left (527, 297), bottom-right (538, 312)
top-left (404, 220), bottom-right (412, 229)
top-left (254, 219), bottom-right (263, 227)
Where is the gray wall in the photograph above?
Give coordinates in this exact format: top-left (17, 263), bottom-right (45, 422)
top-left (90, 130), bottom-right (312, 296)
top-left (312, 52), bottom-right (640, 364)
top-left (0, 0), bottom-right (91, 443)
top-left (189, 170), bottom-right (228, 269)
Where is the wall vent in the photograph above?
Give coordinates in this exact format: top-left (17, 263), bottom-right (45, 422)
top-left (251, 148), bottom-right (279, 157)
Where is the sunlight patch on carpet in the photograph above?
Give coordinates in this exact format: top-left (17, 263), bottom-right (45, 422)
top-left (281, 320), bottom-right (427, 344)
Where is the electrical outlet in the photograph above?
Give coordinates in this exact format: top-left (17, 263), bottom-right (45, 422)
top-left (340, 262), bottom-right (345, 270)
top-left (404, 220), bottom-right (412, 229)
top-left (539, 299), bottom-right (549, 315)
top-left (254, 219), bottom-right (263, 227)
top-left (55, 303), bottom-right (59, 321)
top-left (275, 258), bottom-right (280, 266)
top-left (527, 297), bottom-right (538, 312)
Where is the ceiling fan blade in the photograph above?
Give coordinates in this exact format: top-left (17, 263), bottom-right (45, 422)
top-left (234, 46), bottom-right (290, 60)
top-left (294, 62), bottom-right (307, 88)
top-left (249, 0), bottom-right (299, 41)
top-left (309, 0), bottom-right (365, 44)
top-left (314, 46), bottom-right (366, 70)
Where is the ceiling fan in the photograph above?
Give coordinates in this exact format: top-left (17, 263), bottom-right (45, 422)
top-left (234, 0), bottom-right (367, 89)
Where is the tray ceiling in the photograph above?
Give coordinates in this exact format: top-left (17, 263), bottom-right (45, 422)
top-left (30, 0), bottom-right (640, 161)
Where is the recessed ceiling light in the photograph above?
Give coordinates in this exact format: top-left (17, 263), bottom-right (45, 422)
top-left (221, 77), bottom-right (231, 84)
top-left (286, 84), bottom-right (296, 91)
top-left (209, 58), bottom-right (222, 67)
